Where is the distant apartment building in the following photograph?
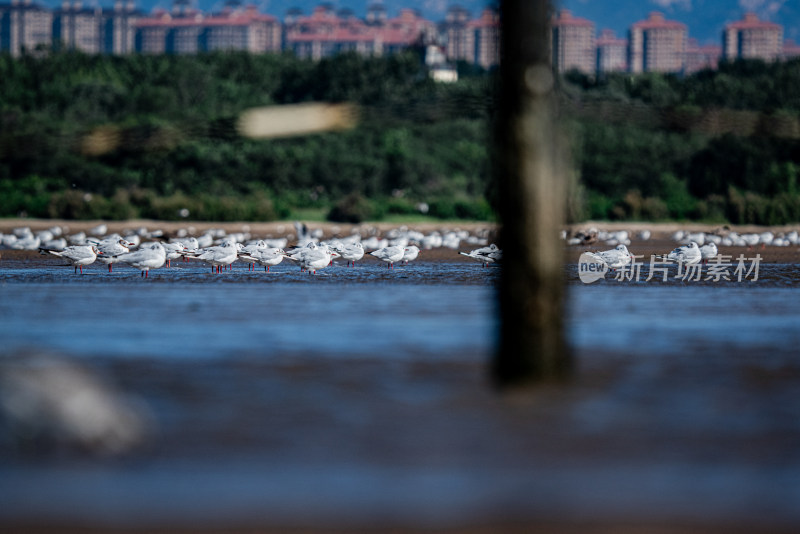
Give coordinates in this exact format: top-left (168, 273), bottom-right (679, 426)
top-left (53, 1), bottom-right (102, 53)
top-left (441, 5), bottom-right (471, 63)
top-left (723, 12), bottom-right (783, 62)
top-left (551, 9), bottom-right (595, 74)
top-left (0, 0), bottom-right (52, 56)
top-left (467, 8), bottom-right (499, 69)
top-left (102, 1), bottom-right (138, 54)
top-left (52, 0), bottom-right (138, 54)
top-left (135, 4), bottom-right (281, 54)
top-left (595, 29), bottom-right (627, 74)
top-left (439, 6), bottom-right (498, 69)
top-left (284, 5), bottom-right (432, 60)
top-left (629, 11), bottom-right (687, 73)
top-left (685, 39), bottom-right (721, 73)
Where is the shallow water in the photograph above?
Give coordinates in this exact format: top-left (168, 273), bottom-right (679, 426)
top-left (1, 260), bottom-right (800, 529)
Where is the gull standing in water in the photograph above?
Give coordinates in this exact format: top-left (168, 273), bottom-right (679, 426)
top-left (249, 247), bottom-right (285, 272)
top-left (94, 238), bottom-right (135, 273)
top-left (161, 241), bottom-right (186, 268)
top-left (113, 242), bottom-right (166, 278)
top-left (237, 240), bottom-right (269, 271)
top-left (369, 245), bottom-right (405, 269)
top-left (459, 244), bottom-right (501, 267)
top-left (334, 242), bottom-right (365, 267)
top-left (186, 241), bottom-right (239, 274)
top-left (699, 242), bottom-right (718, 264)
top-left (667, 242), bottom-right (702, 265)
top-left (39, 244), bottom-right (99, 274)
top-left (283, 245), bottom-right (333, 274)
top-left (401, 245), bottom-right (420, 265)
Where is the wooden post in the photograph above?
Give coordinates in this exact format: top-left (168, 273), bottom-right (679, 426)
top-left (492, 0), bottom-right (571, 387)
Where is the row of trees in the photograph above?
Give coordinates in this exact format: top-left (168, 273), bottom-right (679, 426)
top-left (1, 50), bottom-right (799, 224)
top-left (0, 50), bottom-right (493, 222)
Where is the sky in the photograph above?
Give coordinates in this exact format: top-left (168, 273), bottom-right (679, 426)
top-left (43, 0), bottom-right (800, 44)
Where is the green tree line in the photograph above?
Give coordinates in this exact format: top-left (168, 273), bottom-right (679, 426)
top-left (1, 49), bottom-right (799, 224)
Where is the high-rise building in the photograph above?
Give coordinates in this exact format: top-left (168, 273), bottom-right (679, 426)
top-left (284, 5), bottom-right (375, 59)
top-left (0, 0), bottom-right (52, 56)
top-left (102, 0), bottom-right (139, 54)
top-left (723, 12), bottom-right (783, 62)
top-left (53, 1), bottom-right (102, 54)
top-left (135, 4), bottom-right (281, 54)
top-left (441, 5), bottom-right (471, 63)
top-left (551, 9), bottom-right (595, 74)
top-left (685, 39), bottom-right (721, 73)
top-left (595, 28), bottom-right (627, 74)
top-left (467, 8), bottom-right (499, 69)
top-left (628, 11), bottom-right (686, 73)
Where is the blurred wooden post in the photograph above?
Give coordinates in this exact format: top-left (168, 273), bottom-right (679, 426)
top-left (492, 0), bottom-right (571, 386)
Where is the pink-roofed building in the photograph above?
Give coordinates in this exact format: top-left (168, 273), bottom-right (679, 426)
top-left (440, 7), bottom-right (498, 68)
top-left (135, 4), bottom-right (281, 54)
top-left (723, 12), bottom-right (783, 62)
top-left (595, 28), bottom-right (627, 74)
top-left (782, 39), bottom-right (800, 60)
top-left (551, 9), bottom-right (595, 74)
top-left (467, 8), bottom-right (499, 69)
top-left (629, 11), bottom-right (687, 73)
top-left (285, 5), bottom-right (434, 60)
top-left (685, 39), bottom-right (721, 73)
top-left (440, 5), bottom-right (472, 64)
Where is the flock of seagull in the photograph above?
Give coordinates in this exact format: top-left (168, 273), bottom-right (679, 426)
top-left (0, 222), bottom-right (501, 277)
top-left (577, 225), bottom-right (800, 270)
top-left (585, 241), bottom-right (718, 269)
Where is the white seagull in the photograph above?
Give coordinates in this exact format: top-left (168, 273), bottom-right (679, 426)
top-left (39, 244), bottom-right (98, 274)
top-left (667, 242), bottom-right (702, 265)
top-left (95, 239), bottom-right (135, 273)
top-left (249, 247), bottom-right (285, 272)
top-left (161, 241), bottom-right (186, 267)
top-left (699, 242), bottom-right (718, 264)
top-left (402, 245), bottom-right (420, 264)
top-left (283, 246), bottom-right (333, 274)
top-left (459, 244), bottom-right (502, 267)
top-left (586, 244), bottom-right (632, 270)
top-left (369, 245), bottom-right (405, 269)
top-left (113, 242), bottom-right (166, 278)
top-left (334, 242), bottom-right (365, 267)
top-left (187, 241), bottom-right (239, 274)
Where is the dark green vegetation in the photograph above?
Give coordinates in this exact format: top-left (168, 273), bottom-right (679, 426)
top-left (562, 59), bottom-right (800, 224)
top-left (1, 50), bottom-right (799, 224)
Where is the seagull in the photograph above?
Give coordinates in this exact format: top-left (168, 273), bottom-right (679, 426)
top-left (402, 245), bottom-right (420, 264)
top-left (249, 247), bottom-right (285, 272)
top-left (94, 239), bottom-right (135, 273)
top-left (369, 245), bottom-right (405, 269)
top-left (237, 240), bottom-right (269, 271)
top-left (161, 241), bottom-right (186, 268)
top-left (699, 242), bottom-right (718, 264)
top-left (283, 245), bottom-right (332, 274)
top-left (39, 244), bottom-right (98, 274)
top-left (285, 242), bottom-right (319, 271)
top-left (112, 242), bottom-right (166, 278)
top-left (586, 244), bottom-right (632, 270)
top-left (334, 242), bottom-right (365, 267)
top-left (459, 244), bottom-right (501, 267)
top-left (187, 241), bottom-right (239, 274)
top-left (667, 242), bottom-right (702, 265)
